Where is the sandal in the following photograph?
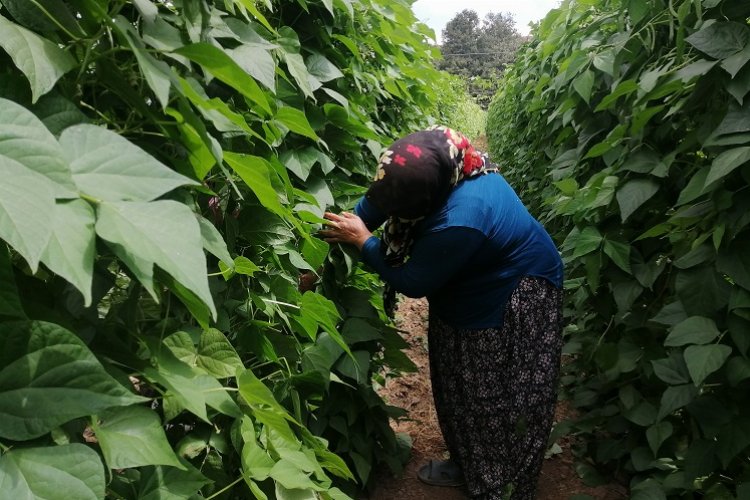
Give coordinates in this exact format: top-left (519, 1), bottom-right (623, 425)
top-left (416, 459), bottom-right (464, 487)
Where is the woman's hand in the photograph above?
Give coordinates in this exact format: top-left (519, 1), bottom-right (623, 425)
top-left (319, 212), bottom-right (372, 250)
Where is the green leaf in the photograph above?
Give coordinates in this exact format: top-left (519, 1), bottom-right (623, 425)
top-left (93, 406), bottom-right (183, 469)
top-left (113, 16), bottom-right (172, 109)
top-left (0, 156), bottom-right (55, 272)
top-left (726, 356), bottom-right (750, 386)
top-left (145, 350), bottom-right (241, 422)
top-left (279, 147), bottom-right (320, 181)
top-left (95, 200), bottom-right (216, 318)
top-left (0, 97), bottom-right (76, 196)
top-left (0, 0), bottom-right (84, 35)
top-left (175, 43), bottom-right (272, 116)
top-left (664, 316), bottom-right (721, 347)
top-left (686, 21), bottom-right (750, 59)
top-left (602, 239), bottom-right (631, 273)
top-left (197, 215), bottom-right (233, 267)
top-left (225, 152), bottom-right (286, 217)
top-left (684, 344), bottom-right (732, 386)
top-left (0, 245), bottom-right (24, 318)
top-left (651, 354), bottom-right (690, 385)
top-left (283, 52), bottom-right (316, 100)
top-left (646, 421), bottom-right (673, 455)
top-left (137, 463), bottom-right (212, 500)
top-left (195, 328), bottom-right (244, 378)
top-left (275, 107), bottom-right (319, 140)
top-left (237, 369), bottom-right (298, 443)
top-left (270, 460), bottom-right (318, 491)
top-left (717, 238), bottom-right (750, 290)
top-left (657, 384), bottom-right (697, 420)
top-left (594, 79), bottom-right (638, 111)
top-left (0, 321), bottom-right (145, 440)
top-left (592, 48), bottom-right (615, 76)
top-left (235, 256), bottom-right (261, 275)
top-left (572, 69), bottom-right (595, 104)
top-left (705, 147), bottom-right (750, 186)
top-left (567, 226), bottom-right (602, 259)
top-left (60, 124), bottom-right (197, 202)
top-left (0, 444), bottom-right (105, 500)
top-left (229, 44), bottom-right (277, 92)
top-left (305, 53), bottom-right (344, 82)
top-left (715, 417), bottom-right (750, 468)
top-left (31, 93), bottom-right (89, 136)
top-left (41, 199), bottom-right (96, 305)
top-left (616, 179), bottom-right (659, 222)
top-left (0, 14), bottom-right (75, 102)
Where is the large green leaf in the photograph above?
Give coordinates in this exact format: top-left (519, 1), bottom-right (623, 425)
top-left (237, 369), bottom-right (299, 443)
top-left (60, 124), bottom-right (197, 202)
top-left (705, 147), bottom-right (750, 186)
top-left (164, 329), bottom-right (244, 378)
top-left (0, 444), bottom-right (105, 500)
top-left (175, 43), bottom-right (272, 116)
top-left (0, 97), bottom-right (76, 196)
top-left (616, 179), bottom-right (659, 222)
top-left (684, 344), bottom-right (732, 386)
top-left (275, 107), bottom-right (320, 140)
top-left (228, 44), bottom-right (277, 92)
top-left (646, 421), bottom-right (672, 455)
top-left (113, 16), bottom-right (172, 109)
top-left (305, 53), bottom-right (344, 82)
top-left (664, 316), bottom-right (721, 347)
top-left (92, 406), bottom-right (183, 469)
top-left (657, 384), bottom-right (697, 420)
top-left (0, 321), bottom-right (145, 440)
top-left (0, 14), bottom-right (75, 102)
top-left (279, 147), bottom-right (320, 181)
top-left (144, 349), bottom-right (240, 422)
top-left (686, 21), bottom-right (750, 59)
top-left (95, 200), bottom-right (216, 318)
top-left (0, 156), bottom-right (56, 272)
top-left (40, 199), bottom-right (96, 305)
top-left (224, 152), bottom-right (286, 217)
top-left (136, 463), bottom-right (212, 500)
top-left (717, 238), bottom-right (750, 290)
top-left (283, 52), bottom-right (316, 100)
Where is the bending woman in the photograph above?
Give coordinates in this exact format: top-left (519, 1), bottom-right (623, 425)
top-left (320, 126), bottom-right (564, 500)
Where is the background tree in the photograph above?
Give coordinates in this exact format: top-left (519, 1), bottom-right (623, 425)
top-left (439, 10), bottom-right (524, 109)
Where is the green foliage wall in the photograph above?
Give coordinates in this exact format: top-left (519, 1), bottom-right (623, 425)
top-left (0, 0), bottom-right (444, 498)
top-left (430, 73), bottom-right (487, 140)
top-left (488, 0), bottom-right (750, 497)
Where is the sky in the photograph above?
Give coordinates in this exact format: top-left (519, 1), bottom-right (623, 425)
top-left (411, 0), bottom-right (562, 42)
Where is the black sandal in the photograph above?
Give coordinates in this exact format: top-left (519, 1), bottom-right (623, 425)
top-left (416, 459), bottom-right (464, 487)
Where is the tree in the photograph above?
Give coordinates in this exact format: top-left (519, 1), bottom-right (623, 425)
top-left (439, 10), bottom-right (524, 108)
top-left (440, 9), bottom-right (481, 77)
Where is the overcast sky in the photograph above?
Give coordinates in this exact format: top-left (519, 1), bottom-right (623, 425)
top-left (412, 0), bottom-right (562, 42)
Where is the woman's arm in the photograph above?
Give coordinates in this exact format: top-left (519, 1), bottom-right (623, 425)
top-left (354, 196), bottom-right (387, 231)
top-left (359, 227), bottom-right (485, 298)
top-left (320, 212), bottom-right (485, 297)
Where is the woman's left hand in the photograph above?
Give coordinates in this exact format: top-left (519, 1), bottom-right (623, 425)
top-left (319, 212), bottom-right (372, 250)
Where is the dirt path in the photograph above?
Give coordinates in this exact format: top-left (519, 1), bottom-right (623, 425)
top-left (365, 298), bottom-right (627, 500)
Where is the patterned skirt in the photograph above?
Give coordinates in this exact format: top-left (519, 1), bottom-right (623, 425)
top-left (428, 276), bottom-right (563, 500)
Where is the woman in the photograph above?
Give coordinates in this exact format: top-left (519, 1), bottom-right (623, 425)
top-left (320, 126), bottom-right (563, 500)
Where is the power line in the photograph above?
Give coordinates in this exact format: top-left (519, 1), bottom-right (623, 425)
top-left (440, 51), bottom-right (515, 56)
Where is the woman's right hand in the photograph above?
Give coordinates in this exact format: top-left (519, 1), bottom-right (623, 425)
top-left (319, 212), bottom-right (373, 250)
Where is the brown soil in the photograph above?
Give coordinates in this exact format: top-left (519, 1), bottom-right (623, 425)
top-left (365, 298), bottom-right (628, 500)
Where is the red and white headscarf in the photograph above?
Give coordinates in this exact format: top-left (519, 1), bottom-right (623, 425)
top-left (364, 126), bottom-right (498, 313)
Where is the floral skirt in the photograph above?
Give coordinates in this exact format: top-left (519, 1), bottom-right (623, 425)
top-left (428, 276), bottom-right (563, 500)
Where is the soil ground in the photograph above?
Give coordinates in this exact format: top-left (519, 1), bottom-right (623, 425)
top-left (364, 298), bottom-right (628, 500)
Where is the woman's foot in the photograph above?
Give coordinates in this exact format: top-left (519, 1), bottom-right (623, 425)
top-left (416, 459), bottom-right (464, 487)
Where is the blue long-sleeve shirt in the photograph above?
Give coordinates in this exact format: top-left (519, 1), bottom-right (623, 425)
top-left (355, 172), bottom-right (563, 329)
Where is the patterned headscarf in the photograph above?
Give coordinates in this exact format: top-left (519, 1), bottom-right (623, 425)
top-left (365, 126), bottom-right (498, 313)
